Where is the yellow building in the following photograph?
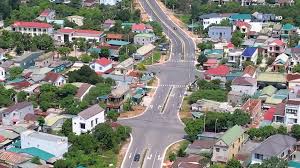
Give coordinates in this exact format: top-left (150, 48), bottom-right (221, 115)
top-left (211, 125), bottom-right (245, 163)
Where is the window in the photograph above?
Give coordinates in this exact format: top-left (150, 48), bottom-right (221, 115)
top-left (80, 123), bottom-right (86, 129)
top-left (281, 152), bottom-right (285, 157)
top-left (91, 120), bottom-right (93, 127)
top-left (286, 108), bottom-right (297, 114)
top-left (255, 153), bottom-right (263, 160)
top-left (96, 118), bottom-right (98, 124)
top-left (216, 148), bottom-right (220, 152)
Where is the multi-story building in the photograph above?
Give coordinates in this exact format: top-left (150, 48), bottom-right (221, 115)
top-left (99, 0), bottom-right (121, 5)
top-left (251, 134), bottom-right (296, 164)
top-left (134, 33), bottom-right (156, 45)
top-left (284, 100), bottom-right (300, 125)
top-left (208, 26), bottom-right (232, 42)
top-left (89, 57), bottom-right (113, 74)
top-left (21, 130), bottom-right (68, 158)
top-left (198, 13), bottom-right (231, 29)
top-left (268, 39), bottom-right (286, 57)
top-left (107, 85), bottom-right (130, 112)
top-left (212, 125), bottom-right (245, 163)
top-left (10, 21), bottom-right (53, 36)
top-left (72, 104), bottom-right (105, 135)
top-left (231, 77), bottom-right (257, 96)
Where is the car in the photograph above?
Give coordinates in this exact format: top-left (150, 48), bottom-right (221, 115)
top-left (134, 154), bottom-right (140, 161)
top-left (173, 27), bottom-right (177, 30)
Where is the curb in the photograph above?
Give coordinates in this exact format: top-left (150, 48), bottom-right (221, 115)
top-left (120, 134), bottom-right (133, 168)
top-left (160, 139), bottom-right (185, 167)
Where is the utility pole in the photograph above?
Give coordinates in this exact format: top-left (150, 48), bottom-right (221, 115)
top-left (215, 119), bottom-right (218, 134)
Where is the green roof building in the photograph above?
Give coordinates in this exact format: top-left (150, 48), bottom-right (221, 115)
top-left (212, 125), bottom-right (245, 163)
top-left (8, 147), bottom-right (55, 161)
top-left (230, 14), bottom-right (252, 21)
top-left (107, 40), bottom-right (130, 46)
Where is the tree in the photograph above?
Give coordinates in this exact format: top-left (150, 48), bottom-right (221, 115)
top-left (17, 91), bottom-right (27, 102)
top-left (169, 153), bottom-right (176, 161)
top-left (197, 53), bottom-right (208, 66)
top-left (31, 156), bottom-right (41, 165)
top-left (231, 109), bottom-right (250, 126)
top-left (54, 159), bottom-right (76, 168)
top-left (257, 54), bottom-right (263, 65)
top-left (61, 119), bottom-right (72, 136)
top-left (100, 48), bottom-right (110, 58)
top-left (267, 57), bottom-right (276, 66)
top-left (149, 21), bottom-right (163, 37)
top-left (0, 86), bottom-right (16, 107)
top-left (37, 117), bottom-right (45, 131)
top-left (184, 119), bottom-right (204, 141)
top-left (231, 31), bottom-right (244, 47)
top-left (107, 110), bottom-right (120, 122)
top-left (197, 42), bottom-right (213, 51)
top-left (67, 65), bottom-right (105, 85)
top-left (277, 125), bottom-right (287, 135)
top-left (249, 157), bottom-right (288, 168)
top-left (293, 64), bottom-right (300, 73)
top-left (57, 47), bottom-right (71, 58)
top-left (93, 123), bottom-right (116, 150)
top-left (136, 63), bottom-right (146, 71)
top-left (225, 159), bottom-right (242, 168)
top-left (177, 148), bottom-right (186, 157)
top-left (123, 99), bottom-right (133, 111)
top-left (291, 124), bottom-right (300, 140)
top-left (8, 66), bottom-right (23, 80)
top-left (80, 54), bottom-right (93, 63)
top-left (32, 34), bottom-right (54, 51)
top-left (59, 84), bottom-right (77, 97)
top-left (242, 61), bottom-right (254, 69)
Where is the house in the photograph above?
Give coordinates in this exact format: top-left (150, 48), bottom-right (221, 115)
top-left (208, 26), bottom-right (232, 42)
top-left (241, 99), bottom-right (261, 126)
top-left (83, 0), bottom-right (98, 7)
top-left (36, 9), bottom-right (55, 21)
top-left (259, 85), bottom-right (277, 101)
top-left (252, 12), bottom-right (276, 22)
top-left (268, 39), bottom-right (286, 57)
top-left (14, 51), bottom-right (44, 69)
top-left (229, 14), bottom-right (252, 23)
top-left (289, 47), bottom-right (300, 71)
top-left (198, 13), bottom-right (231, 29)
top-left (171, 155), bottom-right (208, 168)
top-left (226, 71), bottom-right (243, 81)
top-left (43, 72), bottom-right (66, 86)
top-left (227, 49), bottom-right (243, 64)
top-left (44, 113), bottom-right (74, 131)
top-left (191, 99), bottom-right (235, 113)
top-left (114, 57), bottom-right (134, 75)
top-left (99, 0), bottom-right (121, 5)
top-left (205, 65), bottom-right (230, 82)
top-left (89, 57), bottom-right (113, 74)
top-left (72, 104), bottom-right (105, 135)
top-left (275, 0), bottom-right (295, 6)
top-left (21, 130), bottom-right (68, 158)
top-left (203, 58), bottom-right (218, 70)
top-left (75, 83), bottom-right (94, 101)
top-left (243, 65), bottom-right (256, 78)
top-left (55, 28), bottom-right (105, 44)
top-left (231, 77), bottom-right (257, 96)
top-left (0, 151), bottom-right (30, 167)
top-left (1, 102), bottom-right (34, 126)
top-left (102, 19), bottom-right (115, 31)
top-left (66, 15), bottom-right (85, 26)
top-left (134, 33), bottom-right (156, 45)
top-left (106, 33), bottom-right (124, 41)
top-left (212, 125), bottom-right (246, 163)
top-left (97, 42), bottom-right (122, 58)
top-left (272, 53), bottom-right (289, 72)
top-left (234, 21), bottom-right (251, 34)
top-left (251, 134), bottom-right (296, 164)
top-left (257, 72), bottom-right (286, 87)
top-left (284, 100), bottom-right (300, 125)
top-left (185, 140), bottom-right (215, 155)
top-left (34, 52), bottom-right (55, 68)
top-left (281, 23), bottom-right (297, 39)
top-left (271, 24), bottom-right (283, 38)
top-left (131, 23), bottom-right (153, 33)
top-left (107, 85), bottom-right (130, 112)
top-left (133, 44), bottom-right (156, 60)
top-left (241, 47), bottom-right (258, 64)
top-left (287, 74), bottom-right (300, 89)
top-left (10, 21), bottom-right (53, 36)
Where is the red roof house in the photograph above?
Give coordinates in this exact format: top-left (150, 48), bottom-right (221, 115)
top-left (11, 21), bottom-right (53, 36)
top-left (203, 58), bottom-right (218, 70)
top-left (12, 21), bottom-right (52, 29)
top-left (43, 72), bottom-right (65, 86)
top-left (132, 23), bottom-right (153, 33)
top-left (242, 65), bottom-right (256, 78)
top-left (91, 58), bottom-right (113, 74)
top-left (205, 65), bottom-right (230, 82)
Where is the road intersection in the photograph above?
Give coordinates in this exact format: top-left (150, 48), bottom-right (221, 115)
top-left (119, 0), bottom-right (196, 167)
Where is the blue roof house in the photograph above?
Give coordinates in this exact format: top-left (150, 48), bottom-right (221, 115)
top-left (208, 26), bottom-right (232, 42)
top-left (241, 47), bottom-right (258, 64)
top-left (229, 14), bottom-right (252, 22)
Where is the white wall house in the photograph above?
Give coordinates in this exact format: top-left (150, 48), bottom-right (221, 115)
top-left (199, 14), bottom-right (229, 29)
top-left (231, 77), bottom-right (257, 96)
top-left (90, 58), bottom-right (113, 74)
top-left (54, 28), bottom-right (104, 44)
top-left (21, 130), bottom-right (68, 158)
top-left (99, 0), bottom-right (121, 5)
top-left (43, 72), bottom-right (66, 87)
top-left (1, 102), bottom-right (34, 126)
top-left (36, 9), bottom-right (56, 21)
top-left (0, 67), bottom-right (5, 81)
top-left (10, 21), bottom-right (54, 36)
top-left (72, 104), bottom-right (105, 135)
top-left (285, 100), bottom-right (300, 125)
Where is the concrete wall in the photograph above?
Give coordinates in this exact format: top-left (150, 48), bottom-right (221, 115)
top-left (72, 111), bottom-right (105, 135)
top-left (2, 105), bottom-right (34, 126)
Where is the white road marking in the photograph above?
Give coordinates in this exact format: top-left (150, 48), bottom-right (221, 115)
top-left (147, 154), bottom-right (152, 160)
top-left (157, 154), bottom-right (162, 161)
top-left (151, 152), bottom-right (158, 168)
top-left (129, 153), bottom-right (132, 159)
top-left (129, 148), bottom-right (138, 168)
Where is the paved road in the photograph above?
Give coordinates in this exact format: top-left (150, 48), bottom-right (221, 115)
top-left (119, 0), bottom-right (196, 168)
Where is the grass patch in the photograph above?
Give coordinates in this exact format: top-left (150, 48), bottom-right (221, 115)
top-left (180, 98), bottom-right (190, 113)
top-left (175, 14), bottom-right (191, 24)
top-left (165, 140), bottom-right (190, 161)
top-left (142, 52), bottom-right (161, 65)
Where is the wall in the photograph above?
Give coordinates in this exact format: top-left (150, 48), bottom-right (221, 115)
top-left (2, 105), bottom-right (34, 126)
top-left (91, 62), bottom-right (113, 73)
top-left (231, 84), bottom-right (257, 96)
top-left (72, 111), bottom-right (105, 135)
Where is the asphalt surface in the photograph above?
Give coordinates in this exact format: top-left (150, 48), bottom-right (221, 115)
top-left (119, 0), bottom-right (196, 167)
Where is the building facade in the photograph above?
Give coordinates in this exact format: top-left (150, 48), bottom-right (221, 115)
top-left (1, 102), bottom-right (34, 126)
top-left (11, 21), bottom-right (53, 36)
